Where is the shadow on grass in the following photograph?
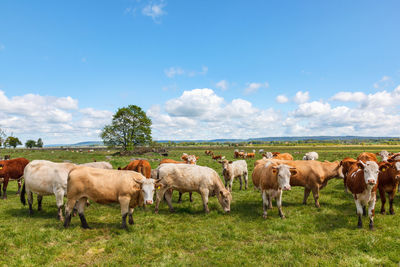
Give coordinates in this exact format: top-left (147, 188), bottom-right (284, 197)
top-left (5, 207), bottom-right (60, 220)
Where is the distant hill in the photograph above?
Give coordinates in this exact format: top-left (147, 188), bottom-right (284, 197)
top-left (45, 141), bottom-right (104, 147)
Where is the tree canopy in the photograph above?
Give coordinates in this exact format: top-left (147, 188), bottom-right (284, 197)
top-left (100, 105), bottom-right (152, 150)
top-left (36, 138), bottom-right (44, 148)
top-left (4, 136), bottom-right (22, 148)
top-left (25, 139), bottom-right (36, 148)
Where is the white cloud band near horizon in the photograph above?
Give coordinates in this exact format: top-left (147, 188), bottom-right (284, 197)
top-left (1, 85), bottom-right (400, 145)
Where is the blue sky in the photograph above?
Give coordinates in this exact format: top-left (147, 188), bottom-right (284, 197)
top-left (0, 0), bottom-right (400, 144)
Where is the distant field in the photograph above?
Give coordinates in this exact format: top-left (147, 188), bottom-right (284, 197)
top-left (1, 146), bottom-right (400, 266)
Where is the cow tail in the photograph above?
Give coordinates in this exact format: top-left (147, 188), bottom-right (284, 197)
top-left (20, 182), bottom-right (26, 205)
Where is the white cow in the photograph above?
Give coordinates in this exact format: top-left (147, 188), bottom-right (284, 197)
top-left (218, 159), bottom-right (248, 191)
top-left (303, 152), bottom-right (319, 160)
top-left (80, 161), bottom-right (113, 169)
top-left (154, 164), bottom-right (232, 213)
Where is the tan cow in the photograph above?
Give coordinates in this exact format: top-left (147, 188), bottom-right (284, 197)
top-left (259, 163), bottom-right (296, 219)
top-left (154, 164), bottom-right (232, 213)
top-left (273, 153), bottom-right (294, 160)
top-left (264, 159), bottom-right (343, 208)
top-left (64, 166), bottom-right (158, 229)
top-left (80, 161), bottom-right (113, 169)
top-left (218, 159), bottom-right (248, 191)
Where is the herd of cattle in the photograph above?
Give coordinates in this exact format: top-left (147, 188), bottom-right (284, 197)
top-left (0, 149), bottom-right (399, 230)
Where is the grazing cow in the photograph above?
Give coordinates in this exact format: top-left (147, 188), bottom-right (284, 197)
top-left (340, 157), bottom-right (358, 193)
top-left (265, 159), bottom-right (343, 208)
top-left (259, 163), bottom-right (296, 219)
top-left (0, 158), bottom-right (29, 199)
top-left (64, 166), bottom-right (158, 229)
top-left (80, 161), bottom-right (113, 169)
top-left (119, 160), bottom-right (152, 178)
top-left (212, 154), bottom-right (223, 160)
top-left (303, 152), bottom-right (319, 160)
top-left (376, 150), bottom-right (391, 161)
top-left (234, 151), bottom-right (240, 159)
top-left (357, 152), bottom-right (378, 163)
top-left (377, 161), bottom-right (400, 215)
top-left (246, 153), bottom-right (255, 158)
top-left (154, 164), bottom-right (232, 213)
top-left (345, 161), bottom-right (381, 230)
top-left (218, 159), bottom-right (248, 191)
top-left (205, 150), bottom-right (213, 156)
top-left (273, 153), bottom-right (294, 161)
top-left (181, 153), bottom-right (199, 164)
top-left (259, 149), bottom-right (264, 154)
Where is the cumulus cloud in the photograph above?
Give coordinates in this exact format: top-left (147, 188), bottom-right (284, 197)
top-left (244, 82), bottom-right (269, 94)
top-left (293, 91), bottom-right (310, 104)
top-left (373, 76), bottom-right (392, 89)
top-left (142, 2), bottom-right (166, 22)
top-left (216, 80), bottom-right (228, 90)
top-left (276, 95), bottom-right (289, 103)
top-left (0, 91), bottom-right (112, 144)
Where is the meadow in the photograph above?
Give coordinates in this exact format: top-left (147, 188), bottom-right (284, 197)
top-left (1, 145), bottom-right (400, 266)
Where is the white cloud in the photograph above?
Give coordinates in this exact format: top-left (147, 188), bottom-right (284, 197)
top-left (0, 90), bottom-right (112, 145)
top-left (293, 91), bottom-right (310, 104)
top-left (216, 80), bottom-right (228, 90)
top-left (142, 2), bottom-right (166, 22)
top-left (331, 92), bottom-right (367, 102)
top-left (164, 67), bottom-right (184, 78)
top-left (276, 95), bottom-right (289, 103)
top-left (373, 75), bottom-right (392, 89)
top-left (244, 82), bottom-right (269, 94)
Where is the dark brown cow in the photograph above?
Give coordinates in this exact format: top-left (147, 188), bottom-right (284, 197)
top-left (345, 160), bottom-right (381, 230)
top-left (377, 161), bottom-right (400, 215)
top-left (0, 158), bottom-right (29, 199)
top-left (119, 160), bottom-right (152, 178)
top-left (357, 152), bottom-right (378, 163)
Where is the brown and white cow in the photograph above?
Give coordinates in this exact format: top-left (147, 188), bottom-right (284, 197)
top-left (154, 164), bottom-right (232, 213)
top-left (377, 161), bottom-right (400, 215)
top-left (64, 166), bottom-right (158, 229)
top-left (0, 158), bottom-right (29, 199)
top-left (218, 159), bottom-right (248, 191)
top-left (259, 163), bottom-right (296, 219)
top-left (340, 157), bottom-right (358, 193)
top-left (345, 161), bottom-right (381, 230)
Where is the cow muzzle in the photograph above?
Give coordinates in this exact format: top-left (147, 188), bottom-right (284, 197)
top-left (367, 179), bottom-right (376, 185)
top-left (283, 185), bottom-right (291, 191)
top-left (145, 200), bottom-right (153, 205)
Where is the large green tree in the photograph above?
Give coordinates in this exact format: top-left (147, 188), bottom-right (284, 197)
top-left (100, 105), bottom-right (152, 150)
top-left (36, 138), bottom-right (43, 148)
top-left (4, 136), bottom-right (22, 148)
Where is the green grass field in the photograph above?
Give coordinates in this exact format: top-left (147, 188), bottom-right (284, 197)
top-left (1, 146), bottom-right (400, 266)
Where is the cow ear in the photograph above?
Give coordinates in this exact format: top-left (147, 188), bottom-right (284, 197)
top-left (229, 161), bottom-right (233, 164)
top-left (357, 162), bottom-right (365, 169)
top-left (118, 167), bottom-right (121, 170)
top-left (290, 169), bottom-right (297, 176)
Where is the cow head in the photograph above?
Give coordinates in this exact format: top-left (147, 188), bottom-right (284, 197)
top-left (272, 164), bottom-right (295, 191)
top-left (182, 153), bottom-right (198, 164)
top-left (381, 161), bottom-right (400, 182)
top-left (357, 161), bottom-right (379, 186)
top-left (134, 176), bottom-right (158, 205)
top-left (218, 159), bottom-right (233, 171)
top-left (218, 188), bottom-right (232, 213)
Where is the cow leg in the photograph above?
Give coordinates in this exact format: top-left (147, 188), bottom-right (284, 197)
top-left (355, 200), bottom-right (363, 228)
top-left (128, 208), bottom-right (134, 225)
top-left (368, 196), bottom-right (376, 230)
top-left (200, 188), bottom-right (210, 213)
top-left (64, 198), bottom-right (77, 228)
top-left (303, 187), bottom-right (311, 205)
top-left (363, 206), bottom-right (367, 216)
top-left (0, 183), bottom-right (2, 196)
top-left (2, 178), bottom-right (9, 199)
top-left (229, 179), bottom-right (234, 192)
top-left (178, 192), bottom-right (183, 203)
top-left (238, 176), bottom-right (243, 190)
top-left (119, 196), bottom-right (130, 229)
top-left (311, 187), bottom-right (320, 208)
top-left (37, 195), bottom-right (43, 211)
top-left (27, 190), bottom-right (34, 215)
top-left (389, 191), bottom-right (395, 215)
top-left (189, 192), bottom-right (193, 202)
top-left (276, 190), bottom-right (285, 219)
top-left (55, 189), bottom-right (65, 221)
top-left (379, 187), bottom-right (386, 214)
top-left (262, 190), bottom-right (268, 219)
top-left (244, 172), bottom-right (248, 190)
top-left (16, 179), bottom-right (22, 194)
top-left (155, 187), bottom-right (168, 214)
top-left (77, 197), bottom-right (90, 229)
top-left (164, 189), bottom-right (175, 213)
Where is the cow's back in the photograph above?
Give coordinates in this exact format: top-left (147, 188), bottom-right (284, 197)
top-left (357, 152), bottom-right (378, 163)
top-left (232, 160), bottom-right (247, 176)
top-left (0, 157), bottom-right (29, 178)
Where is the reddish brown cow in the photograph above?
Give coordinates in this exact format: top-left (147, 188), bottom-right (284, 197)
top-left (205, 150), bottom-right (213, 156)
top-left (246, 153), bottom-right (255, 158)
top-left (377, 161), bottom-right (400, 215)
top-left (160, 158), bottom-right (187, 164)
top-left (340, 157), bottom-right (358, 192)
top-left (0, 158), bottom-right (29, 199)
top-left (119, 160), bottom-right (152, 178)
top-left (274, 153), bottom-right (294, 161)
top-left (345, 160), bottom-right (381, 229)
top-left (212, 155), bottom-right (223, 160)
top-left (357, 152), bottom-right (378, 163)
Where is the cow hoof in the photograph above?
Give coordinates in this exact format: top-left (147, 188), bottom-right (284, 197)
top-left (263, 215), bottom-right (267, 219)
top-left (29, 210), bottom-right (34, 216)
top-left (170, 209), bottom-right (175, 213)
top-left (380, 211), bottom-right (385, 215)
top-left (154, 210), bottom-right (159, 214)
top-left (129, 218), bottom-right (134, 225)
top-left (280, 215), bottom-right (286, 219)
top-left (177, 200), bottom-right (182, 204)
top-left (82, 225), bottom-right (91, 229)
top-left (369, 225), bottom-right (374, 231)
top-left (390, 210), bottom-right (395, 215)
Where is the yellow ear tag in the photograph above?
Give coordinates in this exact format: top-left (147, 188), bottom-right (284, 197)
top-left (382, 168), bottom-right (386, 172)
top-left (157, 186), bottom-right (161, 190)
top-left (0, 167), bottom-right (3, 170)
